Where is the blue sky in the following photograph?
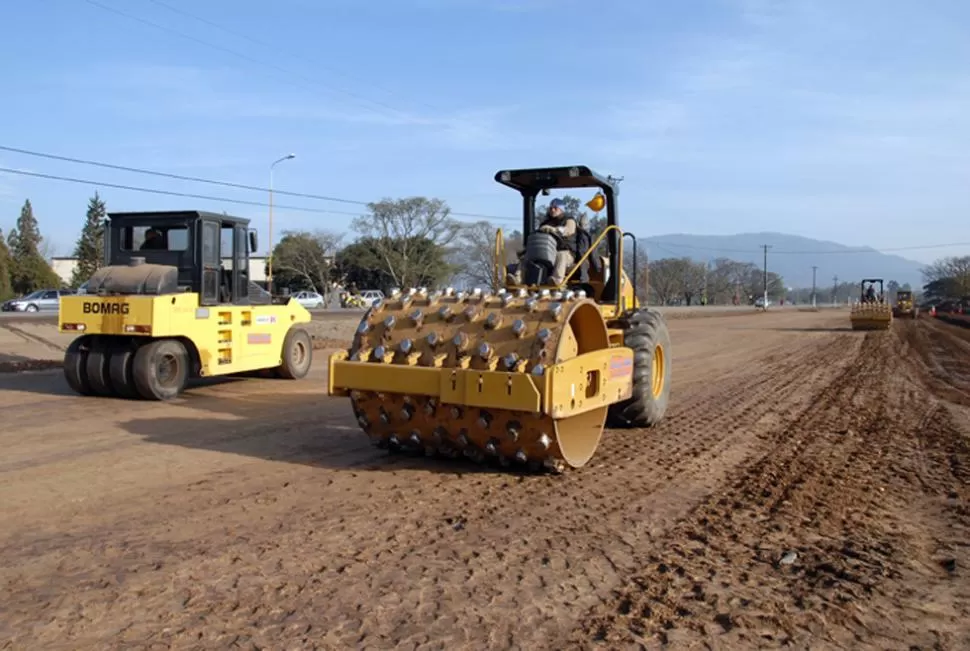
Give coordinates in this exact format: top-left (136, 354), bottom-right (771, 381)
top-left (1, 0), bottom-right (968, 264)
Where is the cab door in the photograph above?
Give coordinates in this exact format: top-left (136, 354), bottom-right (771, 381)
top-left (200, 220), bottom-right (221, 306)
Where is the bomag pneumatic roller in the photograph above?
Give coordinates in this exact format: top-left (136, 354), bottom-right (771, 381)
top-left (850, 277), bottom-right (893, 331)
top-left (327, 165), bottom-right (672, 472)
top-left (892, 289), bottom-right (918, 319)
top-left (58, 210), bottom-right (314, 400)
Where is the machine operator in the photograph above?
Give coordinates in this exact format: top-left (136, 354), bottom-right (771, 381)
top-left (140, 228), bottom-right (165, 251)
top-left (537, 198), bottom-right (578, 285)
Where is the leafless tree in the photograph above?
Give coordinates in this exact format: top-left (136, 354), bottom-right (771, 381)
top-left (679, 259), bottom-right (707, 305)
top-left (647, 258), bottom-right (684, 305)
top-left (922, 255), bottom-right (970, 296)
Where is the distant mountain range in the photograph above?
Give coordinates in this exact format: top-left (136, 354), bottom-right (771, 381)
top-left (641, 232), bottom-right (926, 289)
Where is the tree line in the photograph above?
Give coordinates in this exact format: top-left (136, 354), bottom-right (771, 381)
top-left (272, 194), bottom-right (796, 306)
top-left (921, 255), bottom-right (970, 302)
top-left (10, 189), bottom-right (950, 308)
top-left (0, 195), bottom-right (106, 300)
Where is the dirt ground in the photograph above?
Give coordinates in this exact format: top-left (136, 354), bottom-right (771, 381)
top-left (0, 309), bottom-right (967, 650)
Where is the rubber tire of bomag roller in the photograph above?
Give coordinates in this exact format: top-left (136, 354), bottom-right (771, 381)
top-left (607, 308), bottom-right (672, 428)
top-left (109, 340), bottom-right (142, 399)
top-left (132, 338), bottom-right (189, 401)
top-left (85, 337), bottom-right (116, 396)
top-left (63, 335), bottom-right (95, 396)
top-left (276, 326), bottom-right (313, 379)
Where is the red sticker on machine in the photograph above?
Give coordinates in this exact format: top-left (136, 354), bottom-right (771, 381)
top-left (248, 333), bottom-right (272, 345)
top-left (608, 355), bottom-right (633, 378)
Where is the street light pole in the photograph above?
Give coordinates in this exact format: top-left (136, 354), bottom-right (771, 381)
top-left (267, 153), bottom-right (296, 292)
top-left (761, 244), bottom-right (771, 309)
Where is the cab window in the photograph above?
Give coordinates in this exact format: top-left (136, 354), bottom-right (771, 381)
top-left (120, 226), bottom-right (189, 251)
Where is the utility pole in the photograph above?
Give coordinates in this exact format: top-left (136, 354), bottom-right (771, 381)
top-left (812, 265), bottom-right (818, 310)
top-left (761, 244), bottom-right (771, 308)
top-left (832, 275), bottom-right (839, 305)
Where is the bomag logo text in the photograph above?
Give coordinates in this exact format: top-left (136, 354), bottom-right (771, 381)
top-left (82, 302), bottom-right (130, 315)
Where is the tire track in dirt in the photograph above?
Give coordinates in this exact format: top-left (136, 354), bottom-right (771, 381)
top-left (0, 323), bottom-right (65, 352)
top-left (897, 318), bottom-right (970, 407)
top-left (0, 324), bottom-right (865, 649)
top-left (573, 327), bottom-right (970, 650)
top-left (315, 332), bottom-right (864, 649)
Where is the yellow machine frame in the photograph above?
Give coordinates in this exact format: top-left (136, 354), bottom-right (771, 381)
top-left (60, 293), bottom-right (311, 376)
top-left (849, 277), bottom-right (893, 331)
top-left (59, 210), bottom-right (314, 400)
top-left (892, 289), bottom-right (918, 319)
top-left (328, 165), bottom-right (670, 472)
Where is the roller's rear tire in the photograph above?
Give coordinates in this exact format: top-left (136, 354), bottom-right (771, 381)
top-left (132, 339), bottom-right (189, 401)
top-left (276, 326), bottom-right (313, 379)
top-left (63, 335), bottom-right (95, 396)
top-left (607, 309), bottom-right (672, 428)
top-left (85, 337), bottom-right (115, 396)
top-left (109, 340), bottom-right (141, 399)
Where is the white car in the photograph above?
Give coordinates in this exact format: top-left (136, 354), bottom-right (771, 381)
top-left (293, 290), bottom-right (325, 309)
top-left (754, 297), bottom-right (772, 308)
top-left (360, 290), bottom-right (384, 306)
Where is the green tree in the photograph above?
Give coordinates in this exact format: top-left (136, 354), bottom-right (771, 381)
top-left (334, 236), bottom-right (451, 295)
top-left (9, 199), bottom-right (61, 294)
top-left (351, 197), bottom-right (462, 290)
top-left (0, 228), bottom-right (12, 300)
top-left (70, 192), bottom-right (107, 287)
top-left (332, 238), bottom-right (394, 293)
top-left (269, 229), bottom-right (342, 299)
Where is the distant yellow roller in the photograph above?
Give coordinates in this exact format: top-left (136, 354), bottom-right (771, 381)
top-left (850, 277), bottom-right (893, 331)
top-left (891, 289), bottom-right (918, 319)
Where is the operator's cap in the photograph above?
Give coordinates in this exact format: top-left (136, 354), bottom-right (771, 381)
top-left (549, 198), bottom-right (566, 210)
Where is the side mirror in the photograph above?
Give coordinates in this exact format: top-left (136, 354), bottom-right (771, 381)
top-left (248, 230), bottom-right (258, 253)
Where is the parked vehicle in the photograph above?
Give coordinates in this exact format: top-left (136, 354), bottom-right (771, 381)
top-left (292, 290), bottom-right (325, 309)
top-left (359, 290), bottom-right (384, 306)
top-left (1, 288), bottom-right (76, 312)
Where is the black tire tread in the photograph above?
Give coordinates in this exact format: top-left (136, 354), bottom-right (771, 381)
top-left (109, 341), bottom-right (141, 399)
top-left (85, 338), bottom-right (115, 396)
top-left (63, 335), bottom-right (94, 396)
top-left (132, 338), bottom-right (189, 401)
top-left (606, 308), bottom-right (672, 428)
top-left (276, 326), bottom-right (313, 379)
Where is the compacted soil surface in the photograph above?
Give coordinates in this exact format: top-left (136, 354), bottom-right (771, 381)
top-left (0, 309), bottom-right (967, 650)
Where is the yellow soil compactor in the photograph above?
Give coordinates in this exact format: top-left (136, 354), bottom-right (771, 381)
top-left (849, 278), bottom-right (893, 331)
top-left (328, 166), bottom-right (672, 472)
top-left (58, 211), bottom-right (314, 400)
top-left (892, 289), bottom-right (918, 319)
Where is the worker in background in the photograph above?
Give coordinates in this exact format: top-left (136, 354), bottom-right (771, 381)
top-left (537, 198), bottom-right (577, 285)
